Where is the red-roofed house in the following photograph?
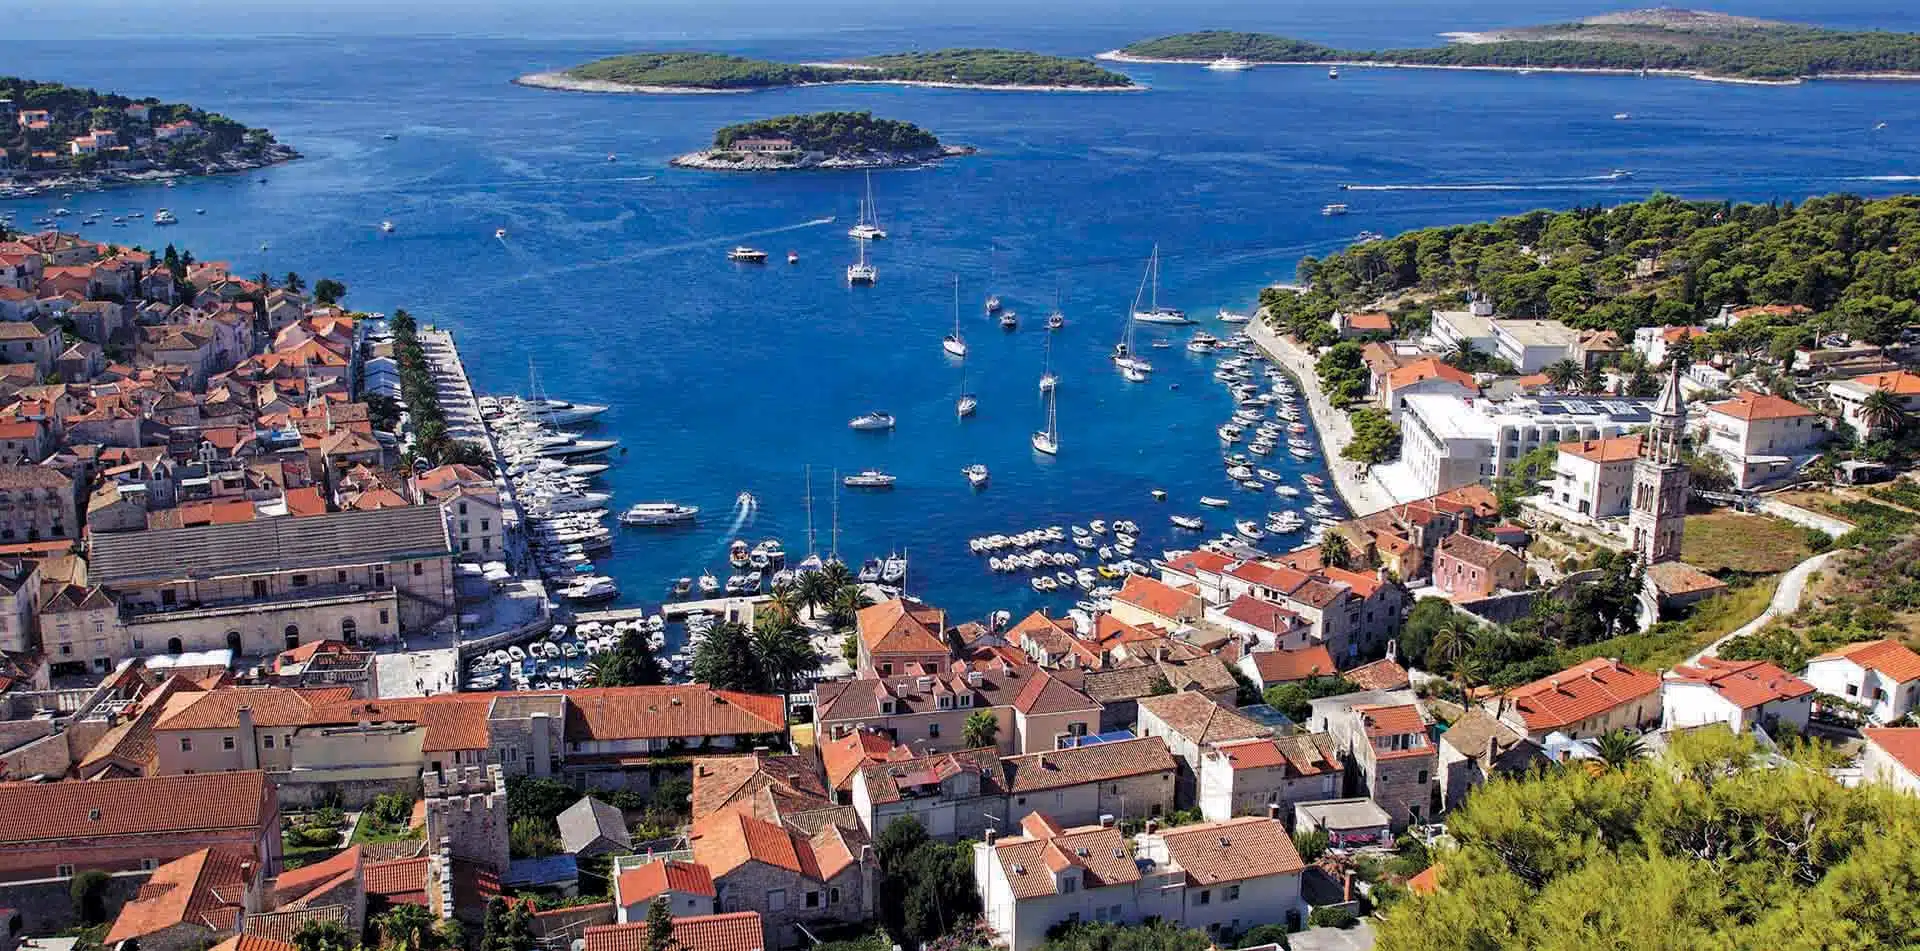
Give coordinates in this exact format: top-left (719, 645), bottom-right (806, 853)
top-left (587, 911), bottom-right (766, 951)
top-left (1340, 703), bottom-right (1436, 830)
top-left (1703, 391), bottom-right (1827, 489)
top-left (1861, 727), bottom-right (1920, 796)
top-left (1804, 639), bottom-right (1920, 724)
top-left (855, 598), bottom-right (949, 677)
top-left (1197, 733), bottom-right (1342, 822)
top-left (1551, 434), bottom-right (1643, 518)
top-left (1109, 575), bottom-right (1203, 631)
top-left (1331, 310), bottom-right (1392, 338)
top-left (1662, 657), bottom-right (1813, 734)
top-left (1498, 658), bottom-right (1661, 742)
top-left (1829, 370), bottom-right (1920, 439)
top-left (1236, 644), bottom-right (1335, 691)
top-left (614, 859), bottom-right (716, 921)
top-left (1431, 534), bottom-right (1523, 601)
top-left (1213, 596), bottom-right (1309, 656)
top-left (1382, 358), bottom-right (1478, 422)
top-left (105, 846), bottom-right (257, 951)
top-left (689, 811), bottom-right (871, 948)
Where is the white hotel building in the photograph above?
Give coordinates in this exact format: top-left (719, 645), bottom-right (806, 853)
top-left (1397, 394), bottom-right (1657, 499)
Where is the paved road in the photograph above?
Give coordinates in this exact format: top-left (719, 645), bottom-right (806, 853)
top-left (1246, 318), bottom-right (1397, 517)
top-left (1688, 549), bottom-right (1842, 665)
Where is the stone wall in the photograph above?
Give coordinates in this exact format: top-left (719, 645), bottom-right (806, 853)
top-left (715, 861), bottom-right (868, 950)
top-left (278, 773), bottom-right (422, 811)
top-left (0, 868), bottom-right (148, 934)
top-left (528, 901), bottom-right (614, 943)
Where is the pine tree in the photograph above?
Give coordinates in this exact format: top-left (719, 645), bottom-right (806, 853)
top-left (644, 897), bottom-right (678, 951)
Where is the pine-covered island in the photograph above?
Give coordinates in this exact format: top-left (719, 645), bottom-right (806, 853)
top-left (516, 49), bottom-right (1138, 94)
top-left (1, 77), bottom-right (297, 196)
top-left (670, 112), bottom-right (971, 171)
top-left (1109, 8), bottom-right (1920, 83)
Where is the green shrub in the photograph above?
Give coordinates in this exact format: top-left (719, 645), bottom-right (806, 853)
top-left (70, 870), bottom-right (112, 924)
top-left (1307, 907), bottom-right (1357, 929)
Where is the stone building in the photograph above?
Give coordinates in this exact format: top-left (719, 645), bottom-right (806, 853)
top-left (0, 463), bottom-right (77, 544)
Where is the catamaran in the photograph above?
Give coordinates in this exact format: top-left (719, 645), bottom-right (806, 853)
top-left (846, 237), bottom-right (876, 285)
top-left (1032, 385), bottom-right (1059, 455)
top-left (1132, 245), bottom-right (1191, 325)
top-left (943, 276), bottom-right (968, 358)
top-left (848, 172), bottom-right (887, 240)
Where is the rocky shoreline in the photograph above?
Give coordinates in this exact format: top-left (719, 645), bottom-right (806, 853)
top-left (514, 70), bottom-right (1142, 95)
top-left (669, 144), bottom-right (975, 171)
top-left (0, 144), bottom-right (303, 197)
top-left (1094, 49), bottom-right (1920, 86)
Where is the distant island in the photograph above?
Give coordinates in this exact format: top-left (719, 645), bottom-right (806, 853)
top-left (671, 111), bottom-right (971, 171)
top-left (1110, 8), bottom-right (1920, 83)
top-left (0, 76), bottom-right (296, 196)
top-left (516, 48), bottom-right (1139, 94)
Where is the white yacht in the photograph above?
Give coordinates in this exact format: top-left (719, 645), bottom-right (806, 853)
top-left (1322, 203), bottom-right (1349, 216)
top-left (843, 469), bottom-right (897, 489)
top-left (380, 220), bottom-right (396, 233)
top-left (848, 411), bottom-right (895, 432)
top-left (495, 227), bottom-right (508, 239)
top-left (1039, 332), bottom-right (1058, 393)
top-left (964, 464), bottom-right (990, 488)
top-left (560, 576), bottom-right (619, 603)
top-left (152, 209), bottom-right (178, 225)
top-left (1206, 56), bottom-right (1254, 71)
top-left (1328, 65), bottom-right (1340, 79)
top-left (847, 237), bottom-right (877, 285)
top-left (1216, 307), bottom-right (1250, 323)
top-left (1131, 245), bottom-right (1191, 324)
top-left (956, 333), bottom-right (978, 418)
top-left (848, 172), bottom-right (888, 239)
top-left (943, 277), bottom-right (968, 357)
top-left (1032, 385), bottom-right (1059, 456)
top-left (1171, 515), bottom-right (1205, 530)
top-left (1199, 496), bottom-right (1230, 508)
top-left (619, 502), bottom-right (699, 526)
top-left (728, 246), bottom-right (768, 262)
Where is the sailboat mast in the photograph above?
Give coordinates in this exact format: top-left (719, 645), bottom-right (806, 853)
top-left (830, 471), bottom-right (840, 562)
top-left (804, 464), bottom-right (815, 556)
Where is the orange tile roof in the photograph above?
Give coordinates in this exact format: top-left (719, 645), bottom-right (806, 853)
top-left (992, 820), bottom-right (1138, 899)
top-left (1356, 703), bottom-right (1427, 738)
top-left (1708, 391), bottom-right (1816, 421)
top-left (1407, 863), bottom-right (1444, 895)
top-left (0, 771), bottom-right (269, 844)
top-left (1137, 692), bottom-right (1270, 746)
top-left (1013, 669), bottom-right (1099, 716)
top-left (856, 598), bottom-right (948, 656)
top-left (1341, 311), bottom-right (1392, 332)
top-left (1507, 658), bottom-right (1660, 732)
top-left (212, 935), bottom-right (301, 951)
top-left (617, 859), bottom-right (716, 903)
top-left (1385, 358), bottom-right (1477, 394)
top-left (1436, 533), bottom-right (1519, 571)
top-left (1115, 574), bottom-right (1202, 619)
top-left (1155, 816), bottom-right (1305, 885)
top-left (106, 846), bottom-right (252, 944)
top-left (1847, 370), bottom-right (1920, 396)
top-left (1811, 639), bottom-right (1920, 683)
top-left (1344, 657), bottom-right (1410, 691)
top-left (363, 857), bottom-right (429, 904)
top-left (818, 727), bottom-right (911, 791)
top-left (691, 810), bottom-right (822, 880)
top-left (1666, 657), bottom-right (1812, 709)
top-left (585, 912), bottom-right (765, 951)
top-left (1558, 434), bottom-right (1643, 464)
top-left (1864, 727), bottom-right (1920, 779)
top-left (270, 845), bottom-right (362, 906)
top-left (1163, 549), bottom-right (1233, 576)
top-left (1245, 645), bottom-right (1335, 683)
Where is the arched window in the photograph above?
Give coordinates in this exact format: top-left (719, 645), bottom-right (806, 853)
top-left (340, 618), bottom-right (358, 644)
top-left (284, 625), bottom-right (300, 650)
top-left (226, 631), bottom-right (243, 655)
top-left (166, 637), bottom-right (183, 655)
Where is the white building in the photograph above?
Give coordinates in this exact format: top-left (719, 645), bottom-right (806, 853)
top-left (1860, 728), bottom-right (1920, 796)
top-left (1397, 394), bottom-right (1655, 498)
top-left (1491, 319), bottom-right (1579, 374)
top-left (1803, 640), bottom-right (1920, 724)
top-left (973, 812), bottom-right (1307, 950)
top-left (1660, 657), bottom-right (1814, 735)
top-left (1548, 435), bottom-right (1641, 519)
top-left (1631, 325), bottom-right (1706, 367)
top-left (1827, 370), bottom-right (1920, 440)
top-left (1701, 391), bottom-right (1826, 490)
top-left (1429, 297), bottom-right (1497, 356)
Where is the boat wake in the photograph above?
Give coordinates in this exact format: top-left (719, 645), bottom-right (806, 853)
top-left (498, 217), bottom-right (838, 286)
top-left (1845, 175), bottom-right (1920, 182)
top-left (1340, 176), bottom-right (1629, 192)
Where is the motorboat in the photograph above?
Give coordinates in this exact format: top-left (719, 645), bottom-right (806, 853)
top-left (788, 251), bottom-right (800, 264)
top-left (380, 220), bottom-right (396, 233)
top-left (1121, 364), bottom-right (1149, 383)
top-left (1188, 332), bottom-right (1219, 353)
top-left (882, 552), bottom-right (908, 585)
top-left (858, 559), bottom-right (882, 583)
top-left (152, 209), bottom-right (178, 225)
top-left (672, 577), bottom-right (693, 597)
top-left (848, 412), bottom-right (896, 432)
top-left (620, 502), bottom-right (699, 526)
top-left (729, 540), bottom-right (752, 568)
top-left (560, 576), bottom-right (620, 603)
top-left (964, 464), bottom-right (990, 488)
top-left (1171, 515), bottom-right (1205, 530)
top-left (1206, 56), bottom-right (1254, 71)
top-left (728, 246), bottom-right (768, 263)
top-left (1048, 310), bottom-right (1065, 330)
top-left (1151, 489), bottom-right (1168, 501)
top-left (1216, 308), bottom-right (1250, 324)
top-left (985, 295), bottom-right (1002, 314)
top-left (1322, 203), bottom-right (1349, 216)
top-left (1000, 311), bottom-right (1018, 331)
top-left (1131, 245), bottom-right (1191, 324)
top-left (697, 572), bottom-right (720, 595)
top-left (1354, 230), bottom-right (1384, 244)
top-left (1236, 520), bottom-right (1265, 539)
top-left (1328, 65), bottom-right (1340, 79)
top-left (843, 469), bottom-right (897, 489)
top-left (495, 228), bottom-right (508, 239)
top-left (1199, 496), bottom-right (1230, 508)
top-left (956, 393), bottom-right (977, 418)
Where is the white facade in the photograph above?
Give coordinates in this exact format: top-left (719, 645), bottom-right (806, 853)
top-left (1702, 400), bottom-right (1827, 490)
top-left (1658, 680), bottom-right (1811, 735)
top-left (1550, 443), bottom-right (1636, 519)
top-left (1429, 299), bottom-right (1497, 356)
top-left (1491, 319), bottom-right (1579, 374)
top-left (1827, 373), bottom-right (1920, 440)
top-left (1398, 394), bottom-right (1652, 498)
top-left (1803, 655), bottom-right (1920, 724)
top-left (1860, 730), bottom-right (1920, 796)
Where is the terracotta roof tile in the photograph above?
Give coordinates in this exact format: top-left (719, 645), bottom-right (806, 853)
top-left (617, 860), bottom-right (716, 902)
top-left (1385, 358), bottom-right (1478, 394)
top-left (1666, 657), bottom-right (1813, 709)
top-left (1864, 727), bottom-right (1920, 780)
top-left (106, 846), bottom-right (253, 944)
top-left (1558, 435), bottom-right (1643, 464)
top-left (991, 821), bottom-right (1138, 899)
top-left (1344, 657), bottom-right (1410, 691)
top-left (363, 857), bottom-right (429, 903)
top-left (1708, 391), bottom-right (1816, 421)
top-left (1812, 639), bottom-right (1920, 683)
top-left (1245, 645), bottom-right (1336, 683)
top-left (1138, 692), bottom-right (1270, 746)
top-left (856, 598), bottom-right (948, 656)
top-left (0, 771), bottom-right (269, 844)
top-left (1155, 816), bottom-right (1305, 885)
top-left (1507, 658), bottom-right (1660, 732)
top-left (1116, 575), bottom-right (1202, 620)
top-left (818, 728), bottom-right (911, 792)
top-left (1848, 370), bottom-right (1920, 396)
top-left (585, 912), bottom-right (765, 951)
top-left (1000, 738), bottom-right (1175, 793)
top-left (1012, 670), bottom-right (1099, 716)
top-left (1226, 597), bottom-right (1308, 640)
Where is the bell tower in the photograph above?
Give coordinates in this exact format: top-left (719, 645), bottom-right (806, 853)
top-left (1630, 362), bottom-right (1690, 564)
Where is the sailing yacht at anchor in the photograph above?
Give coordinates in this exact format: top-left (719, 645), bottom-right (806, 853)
top-left (846, 236), bottom-right (876, 285)
top-left (1131, 244), bottom-right (1191, 324)
top-left (1039, 332), bottom-right (1058, 393)
top-left (943, 276), bottom-right (967, 358)
top-left (848, 172), bottom-right (887, 240)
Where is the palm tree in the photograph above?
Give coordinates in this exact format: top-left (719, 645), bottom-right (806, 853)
top-left (769, 580), bottom-right (806, 623)
top-left (796, 570), bottom-right (834, 621)
top-left (1427, 614), bottom-right (1477, 675)
top-left (283, 271), bottom-right (305, 293)
top-left (381, 903), bottom-right (435, 951)
top-left (751, 616), bottom-right (817, 747)
top-left (1450, 653), bottom-right (1489, 702)
top-left (1448, 338), bottom-right (1479, 370)
top-left (1318, 533), bottom-right (1354, 571)
top-left (1595, 730), bottom-right (1647, 772)
top-left (1544, 358), bottom-right (1581, 392)
top-left (826, 584), bottom-right (872, 635)
top-left (963, 710), bottom-right (1000, 750)
top-left (820, 560), bottom-right (854, 591)
top-left (1860, 389), bottom-right (1906, 437)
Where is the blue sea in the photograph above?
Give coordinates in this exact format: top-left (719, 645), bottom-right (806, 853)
top-left (6, 0), bottom-right (1920, 619)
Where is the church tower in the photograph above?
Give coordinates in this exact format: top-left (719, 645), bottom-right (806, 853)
top-left (1630, 362), bottom-right (1690, 564)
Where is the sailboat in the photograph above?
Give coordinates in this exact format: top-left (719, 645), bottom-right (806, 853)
top-left (943, 276), bottom-right (968, 358)
top-left (1039, 332), bottom-right (1058, 393)
top-left (796, 465), bottom-right (824, 575)
top-left (1032, 385), bottom-right (1059, 455)
top-left (1131, 245), bottom-right (1191, 324)
top-left (848, 172), bottom-right (887, 240)
top-left (1113, 269), bottom-right (1153, 376)
top-left (956, 356), bottom-right (977, 418)
top-left (1047, 287), bottom-right (1066, 330)
top-left (846, 237), bottom-right (876, 285)
top-left (826, 470), bottom-right (844, 567)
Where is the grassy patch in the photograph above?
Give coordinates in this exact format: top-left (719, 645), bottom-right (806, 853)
top-left (1681, 512), bottom-right (1813, 574)
top-left (352, 815), bottom-right (423, 846)
top-left (1562, 578), bottom-right (1778, 670)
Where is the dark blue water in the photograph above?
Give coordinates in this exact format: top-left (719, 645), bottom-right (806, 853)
top-left (7, 0), bottom-right (1920, 618)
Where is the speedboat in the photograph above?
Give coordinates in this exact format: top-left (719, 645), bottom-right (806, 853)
top-left (843, 469), bottom-right (897, 489)
top-left (698, 572), bottom-right (720, 595)
top-left (849, 412), bottom-right (896, 432)
top-left (495, 228), bottom-right (508, 239)
top-left (985, 295), bottom-right (1002, 313)
top-left (788, 251), bottom-right (800, 264)
top-left (1199, 496), bottom-right (1230, 508)
top-left (1322, 203), bottom-right (1349, 216)
top-left (620, 502), bottom-right (699, 526)
top-left (729, 540), bottom-right (752, 569)
top-left (672, 577), bottom-right (693, 597)
top-left (728, 246), bottom-right (768, 263)
top-left (1000, 311), bottom-right (1018, 331)
top-left (560, 576), bottom-right (619, 604)
top-left (1328, 65), bottom-right (1340, 79)
top-left (1171, 515), bottom-right (1205, 530)
top-left (882, 553), bottom-right (908, 585)
top-left (152, 209), bottom-right (178, 225)
top-left (1236, 520), bottom-right (1265, 539)
top-left (381, 220), bottom-right (395, 233)
top-left (858, 559), bottom-right (882, 583)
top-left (1039, 372), bottom-right (1057, 393)
top-left (1216, 308), bottom-right (1250, 324)
top-left (1048, 311), bottom-right (1065, 330)
top-left (964, 464), bottom-right (990, 488)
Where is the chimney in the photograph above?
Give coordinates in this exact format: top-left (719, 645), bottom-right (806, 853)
top-left (1099, 814), bottom-right (1115, 828)
top-left (1385, 639), bottom-right (1398, 664)
top-left (1145, 819), bottom-right (1158, 834)
top-left (984, 829), bottom-right (997, 847)
top-left (1343, 870), bottom-right (1354, 902)
top-left (1266, 803), bottom-right (1281, 821)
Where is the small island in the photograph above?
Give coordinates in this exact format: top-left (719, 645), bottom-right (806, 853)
top-left (517, 48), bottom-right (1138, 94)
top-left (0, 77), bottom-right (296, 197)
top-left (1110, 9), bottom-right (1920, 83)
top-left (671, 111), bottom-right (971, 171)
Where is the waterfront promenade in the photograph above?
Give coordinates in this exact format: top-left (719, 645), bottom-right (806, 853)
top-left (1246, 314), bottom-right (1397, 518)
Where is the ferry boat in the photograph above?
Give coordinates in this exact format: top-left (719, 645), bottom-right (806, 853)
top-left (1131, 245), bottom-right (1192, 324)
top-left (1205, 56), bottom-right (1253, 71)
top-left (728, 246), bottom-right (768, 263)
top-left (843, 469), bottom-right (897, 489)
top-left (848, 411), bottom-right (895, 432)
top-left (619, 502), bottom-right (699, 526)
top-left (1322, 203), bottom-right (1349, 216)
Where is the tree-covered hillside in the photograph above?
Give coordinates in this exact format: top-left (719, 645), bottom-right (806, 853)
top-left (855, 49), bottom-right (1134, 87)
top-left (0, 76), bottom-right (281, 174)
top-left (712, 112), bottom-right (940, 154)
top-left (1263, 194), bottom-right (1920, 350)
top-left (567, 52), bottom-right (845, 90)
top-left (566, 49), bottom-right (1132, 90)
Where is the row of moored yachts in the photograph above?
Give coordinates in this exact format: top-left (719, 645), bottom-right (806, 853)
top-left (480, 395), bottom-right (627, 605)
top-left (968, 519), bottom-right (1153, 594)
